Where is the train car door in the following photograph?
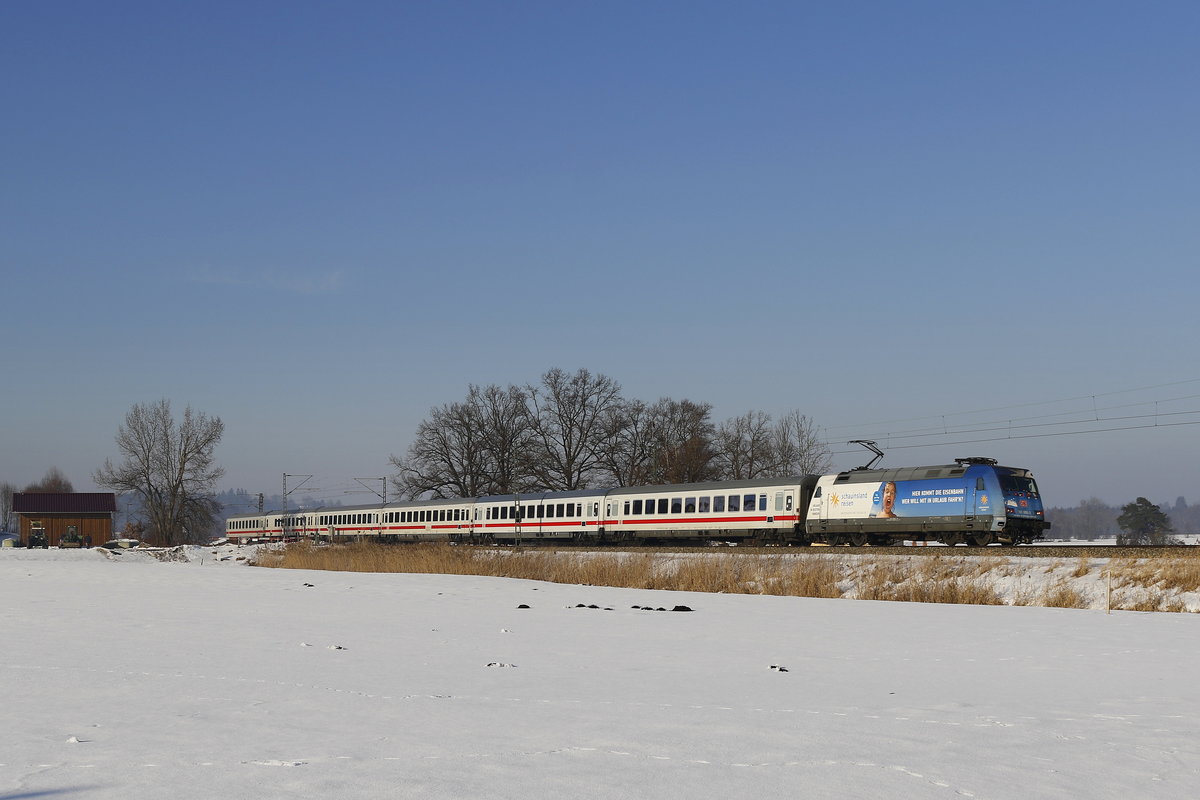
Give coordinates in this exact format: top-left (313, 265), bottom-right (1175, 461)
top-left (971, 475), bottom-right (991, 516)
top-left (809, 484), bottom-right (825, 521)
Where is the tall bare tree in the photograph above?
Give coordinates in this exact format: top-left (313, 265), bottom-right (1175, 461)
top-left (23, 467), bottom-right (75, 493)
top-left (475, 383), bottom-right (533, 494)
top-left (644, 398), bottom-right (717, 484)
top-left (94, 400), bottom-right (225, 546)
top-left (714, 410), bottom-right (776, 480)
top-left (391, 396), bottom-right (491, 499)
top-left (600, 399), bottom-right (658, 487)
top-left (769, 410), bottom-right (831, 476)
top-left (525, 368), bottom-right (623, 490)
top-left (0, 481), bottom-right (14, 532)
top-left (391, 384), bottom-right (532, 499)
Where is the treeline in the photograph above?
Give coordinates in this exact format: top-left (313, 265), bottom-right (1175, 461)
top-left (1047, 497), bottom-right (1200, 539)
top-left (389, 367), bottom-right (832, 500)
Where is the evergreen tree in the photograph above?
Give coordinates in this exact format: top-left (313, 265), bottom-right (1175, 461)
top-left (1116, 497), bottom-right (1177, 546)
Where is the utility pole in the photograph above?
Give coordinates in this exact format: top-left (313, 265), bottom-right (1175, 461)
top-left (354, 477), bottom-right (387, 536)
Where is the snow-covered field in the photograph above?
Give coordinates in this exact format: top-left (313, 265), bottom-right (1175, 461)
top-left (3, 546), bottom-right (1198, 799)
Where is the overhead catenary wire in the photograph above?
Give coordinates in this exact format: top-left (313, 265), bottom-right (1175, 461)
top-left (817, 378), bottom-right (1200, 457)
top-left (819, 377), bottom-right (1200, 437)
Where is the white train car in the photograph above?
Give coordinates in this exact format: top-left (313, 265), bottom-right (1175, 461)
top-left (602, 477), bottom-right (819, 543)
top-left (473, 490), bottom-right (605, 542)
top-left (379, 497), bottom-right (475, 541)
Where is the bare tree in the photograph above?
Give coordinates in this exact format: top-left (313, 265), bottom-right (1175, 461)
top-left (474, 383), bottom-right (533, 495)
top-left (644, 398), bottom-right (717, 484)
top-left (714, 410), bottom-right (776, 480)
top-left (391, 384), bottom-right (532, 499)
top-left (525, 368), bottom-right (623, 490)
top-left (93, 400), bottom-right (225, 546)
top-left (23, 467), bottom-right (75, 493)
top-left (768, 410), bottom-right (832, 476)
top-left (600, 399), bottom-right (658, 487)
top-left (0, 481), bottom-right (14, 532)
top-left (391, 396), bottom-right (491, 500)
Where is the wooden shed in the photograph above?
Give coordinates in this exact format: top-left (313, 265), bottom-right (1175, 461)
top-left (13, 493), bottom-right (116, 547)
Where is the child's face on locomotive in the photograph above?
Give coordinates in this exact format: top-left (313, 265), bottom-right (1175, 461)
top-left (882, 481), bottom-right (897, 512)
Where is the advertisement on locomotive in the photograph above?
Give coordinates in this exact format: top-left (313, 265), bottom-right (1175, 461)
top-left (828, 478), bottom-right (992, 519)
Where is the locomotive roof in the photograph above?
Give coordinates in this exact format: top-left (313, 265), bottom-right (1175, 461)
top-left (830, 462), bottom-right (1027, 482)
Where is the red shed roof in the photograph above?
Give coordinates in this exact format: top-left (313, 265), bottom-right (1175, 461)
top-left (13, 493), bottom-right (117, 514)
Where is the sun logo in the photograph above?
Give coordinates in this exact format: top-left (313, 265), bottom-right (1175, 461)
top-left (830, 493), bottom-right (841, 505)
top-left (980, 494), bottom-right (989, 504)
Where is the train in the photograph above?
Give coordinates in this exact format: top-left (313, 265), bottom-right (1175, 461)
top-left (224, 456), bottom-right (1049, 547)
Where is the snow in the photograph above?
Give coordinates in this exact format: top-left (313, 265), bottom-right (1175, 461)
top-left (2, 546), bottom-right (1198, 799)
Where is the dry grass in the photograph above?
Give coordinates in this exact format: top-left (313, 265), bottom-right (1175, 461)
top-left (1107, 557), bottom-right (1200, 594)
top-left (252, 544), bottom-right (1199, 612)
top-left (853, 556), bottom-right (1004, 605)
top-left (254, 543), bottom-right (847, 597)
top-left (1037, 580), bottom-right (1090, 609)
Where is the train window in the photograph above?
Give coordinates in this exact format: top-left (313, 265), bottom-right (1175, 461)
top-left (814, 486), bottom-right (822, 497)
top-left (557, 503), bottom-right (565, 517)
top-left (786, 495), bottom-right (793, 511)
top-left (743, 494), bottom-right (755, 511)
top-left (670, 498), bottom-right (682, 514)
top-left (775, 493), bottom-right (784, 511)
top-left (657, 498), bottom-right (669, 514)
top-left (698, 497), bottom-right (710, 513)
top-left (684, 497), bottom-right (696, 513)
top-left (759, 494), bottom-right (767, 511)
top-left (728, 495), bottom-right (740, 512)
top-left (714, 496), bottom-right (725, 512)
top-left (976, 478), bottom-right (986, 491)
top-left (632, 499), bottom-right (642, 514)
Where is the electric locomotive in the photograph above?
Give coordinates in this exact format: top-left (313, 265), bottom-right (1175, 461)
top-left (805, 457), bottom-right (1047, 546)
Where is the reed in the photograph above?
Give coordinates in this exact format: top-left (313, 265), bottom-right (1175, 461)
top-left (252, 544), bottom-right (1198, 611)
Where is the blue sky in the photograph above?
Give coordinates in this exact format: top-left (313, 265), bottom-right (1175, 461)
top-left (3, 0), bottom-right (1198, 508)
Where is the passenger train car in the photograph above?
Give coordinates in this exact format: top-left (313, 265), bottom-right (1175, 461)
top-left (225, 457), bottom-right (1048, 547)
